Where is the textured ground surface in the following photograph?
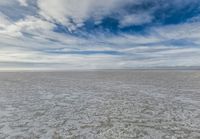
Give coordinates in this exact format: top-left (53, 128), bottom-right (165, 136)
top-left (0, 70), bottom-right (200, 139)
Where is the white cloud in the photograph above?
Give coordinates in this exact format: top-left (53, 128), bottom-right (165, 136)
top-left (18, 0), bottom-right (28, 6)
top-left (1, 27), bottom-right (200, 70)
top-left (37, 0), bottom-right (140, 31)
top-left (0, 15), bottom-right (55, 37)
top-left (152, 22), bottom-right (200, 45)
top-left (0, 0), bottom-right (28, 6)
top-left (119, 13), bottom-right (153, 27)
top-left (1, 0), bottom-right (200, 69)
top-left (0, 12), bottom-right (11, 28)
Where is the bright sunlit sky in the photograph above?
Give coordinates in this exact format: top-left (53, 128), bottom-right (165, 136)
top-left (0, 0), bottom-right (200, 70)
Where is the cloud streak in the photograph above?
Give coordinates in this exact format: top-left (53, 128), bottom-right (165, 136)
top-left (0, 0), bottom-right (200, 70)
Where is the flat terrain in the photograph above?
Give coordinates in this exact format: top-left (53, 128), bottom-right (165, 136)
top-left (0, 70), bottom-right (200, 139)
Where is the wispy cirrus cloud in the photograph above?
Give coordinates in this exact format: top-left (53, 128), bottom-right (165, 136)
top-left (0, 0), bottom-right (200, 70)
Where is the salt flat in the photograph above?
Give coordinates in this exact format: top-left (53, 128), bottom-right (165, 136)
top-left (0, 70), bottom-right (200, 139)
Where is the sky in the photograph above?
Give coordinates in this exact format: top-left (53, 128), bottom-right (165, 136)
top-left (0, 0), bottom-right (200, 70)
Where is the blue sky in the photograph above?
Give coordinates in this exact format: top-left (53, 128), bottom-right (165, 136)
top-left (0, 0), bottom-right (200, 70)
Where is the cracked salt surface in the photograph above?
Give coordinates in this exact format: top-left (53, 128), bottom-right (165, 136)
top-left (0, 70), bottom-right (200, 139)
